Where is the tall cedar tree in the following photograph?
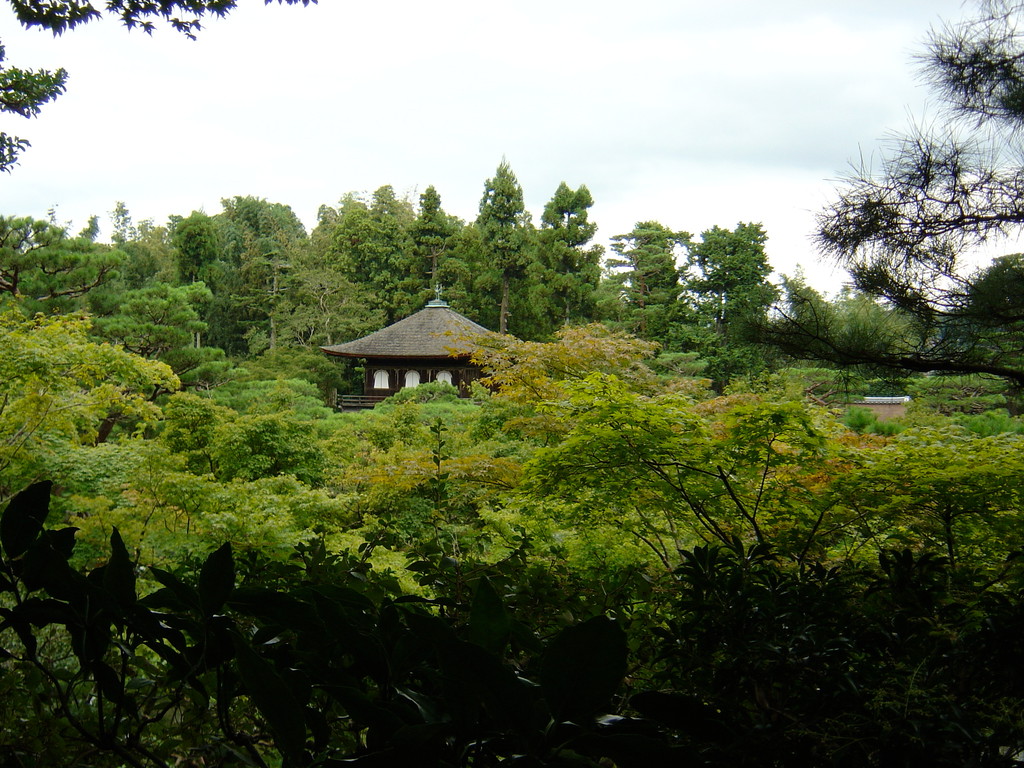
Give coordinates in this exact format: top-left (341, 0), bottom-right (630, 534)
top-left (477, 161), bottom-right (533, 334)
top-left (322, 187), bottom-right (414, 324)
top-left (411, 185), bottom-right (459, 287)
top-left (217, 196), bottom-right (307, 352)
top-left (534, 182), bottom-right (603, 335)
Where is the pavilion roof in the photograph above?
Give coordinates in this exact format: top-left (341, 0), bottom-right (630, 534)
top-left (321, 300), bottom-right (490, 360)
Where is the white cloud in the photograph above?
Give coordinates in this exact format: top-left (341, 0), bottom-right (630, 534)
top-left (0, 0), bottom-right (972, 289)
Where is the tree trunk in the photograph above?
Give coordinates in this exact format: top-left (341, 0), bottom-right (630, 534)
top-left (499, 272), bottom-right (510, 334)
top-left (269, 269), bottom-right (279, 349)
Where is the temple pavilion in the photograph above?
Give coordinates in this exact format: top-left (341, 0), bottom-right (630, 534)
top-left (321, 299), bottom-right (490, 408)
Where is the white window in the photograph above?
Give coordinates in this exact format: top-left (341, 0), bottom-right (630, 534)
top-left (435, 370), bottom-right (453, 385)
top-left (372, 370), bottom-right (389, 389)
top-left (404, 370), bottom-right (421, 388)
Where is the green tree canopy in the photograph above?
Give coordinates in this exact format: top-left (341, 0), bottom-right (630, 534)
top-left (0, 308), bottom-right (177, 499)
top-left (107, 204), bottom-right (177, 288)
top-left (171, 210), bottom-right (220, 284)
top-left (317, 187), bottom-right (415, 324)
top-left (217, 195), bottom-right (308, 351)
top-left (410, 184), bottom-right (460, 288)
top-left (681, 222), bottom-right (778, 388)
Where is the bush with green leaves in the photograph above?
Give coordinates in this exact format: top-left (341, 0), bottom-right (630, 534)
top-left (381, 379), bottom-right (462, 404)
top-left (7, 483), bottom-right (1024, 767)
top-left (209, 377), bottom-right (335, 420)
top-left (0, 307), bottom-right (178, 500)
top-left (954, 409), bottom-right (1024, 437)
top-left (210, 412), bottom-right (326, 485)
top-left (236, 345), bottom-right (350, 402)
top-left (646, 541), bottom-right (1024, 767)
top-left (842, 405), bottom-right (906, 436)
top-left (830, 426), bottom-right (1024, 570)
top-left (0, 482), bottom-right (681, 768)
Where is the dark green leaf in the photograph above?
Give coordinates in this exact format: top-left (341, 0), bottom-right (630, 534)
top-left (19, 531), bottom-right (80, 594)
top-left (44, 526), bottom-right (77, 561)
top-left (234, 636), bottom-right (306, 765)
top-left (199, 543), bottom-right (234, 616)
top-left (629, 691), bottom-right (729, 740)
top-left (439, 638), bottom-right (536, 735)
top-left (541, 616), bottom-right (627, 723)
top-left (91, 660), bottom-right (125, 705)
top-left (0, 481), bottom-right (52, 559)
top-left (9, 597), bottom-right (75, 628)
top-left (103, 527), bottom-right (136, 608)
top-left (328, 686), bottom-right (406, 736)
top-left (467, 576), bottom-right (511, 655)
top-left (572, 730), bottom-right (689, 768)
top-left (139, 582), bottom-right (196, 613)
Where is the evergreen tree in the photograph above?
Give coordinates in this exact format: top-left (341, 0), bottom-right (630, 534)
top-left (321, 187), bottom-right (415, 323)
top-left (0, 215), bottom-right (123, 314)
top-left (411, 185), bottom-right (459, 286)
top-left (477, 161), bottom-right (534, 335)
top-left (108, 201), bottom-right (136, 248)
top-left (681, 222), bottom-right (778, 388)
top-left (605, 221), bottom-right (688, 344)
top-left (91, 280), bottom-right (221, 388)
top-left (171, 211), bottom-right (220, 285)
top-left (392, 186), bottom-right (463, 317)
top-left (768, 1), bottom-right (1024, 395)
top-left (106, 205), bottom-right (177, 289)
top-left (533, 182), bottom-right (603, 335)
top-left (434, 223), bottom-right (490, 325)
top-left (216, 196), bottom-right (308, 352)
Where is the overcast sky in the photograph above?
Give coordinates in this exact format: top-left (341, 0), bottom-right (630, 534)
top-left (1, 0), bottom-right (971, 289)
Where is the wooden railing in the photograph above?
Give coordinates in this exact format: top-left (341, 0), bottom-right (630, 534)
top-left (336, 394), bottom-right (387, 410)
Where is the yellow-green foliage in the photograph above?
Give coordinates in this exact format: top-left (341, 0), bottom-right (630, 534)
top-left (829, 426), bottom-right (1024, 569)
top-left (0, 308), bottom-right (177, 499)
top-left (523, 373), bottom-right (854, 568)
top-left (324, 529), bottom-right (424, 595)
top-left (66, 456), bottom-right (355, 567)
top-left (8, 298), bottom-right (1020, 601)
top-left (160, 391), bottom-right (233, 473)
top-left (469, 324), bottom-right (661, 436)
top-left (161, 390), bottom-right (328, 485)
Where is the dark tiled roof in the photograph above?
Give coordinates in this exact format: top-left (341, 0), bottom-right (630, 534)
top-left (321, 302), bottom-right (490, 359)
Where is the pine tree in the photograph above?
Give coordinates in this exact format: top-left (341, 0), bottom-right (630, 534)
top-left (606, 221), bottom-right (688, 344)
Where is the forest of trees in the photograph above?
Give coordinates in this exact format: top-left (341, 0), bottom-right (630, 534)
top-left (3, 1), bottom-right (1024, 767)
top-left (0, 161), bottom-right (781, 392)
top-left (2, 160), bottom-right (1023, 765)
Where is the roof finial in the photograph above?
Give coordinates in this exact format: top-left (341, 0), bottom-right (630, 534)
top-left (427, 284), bottom-right (448, 307)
